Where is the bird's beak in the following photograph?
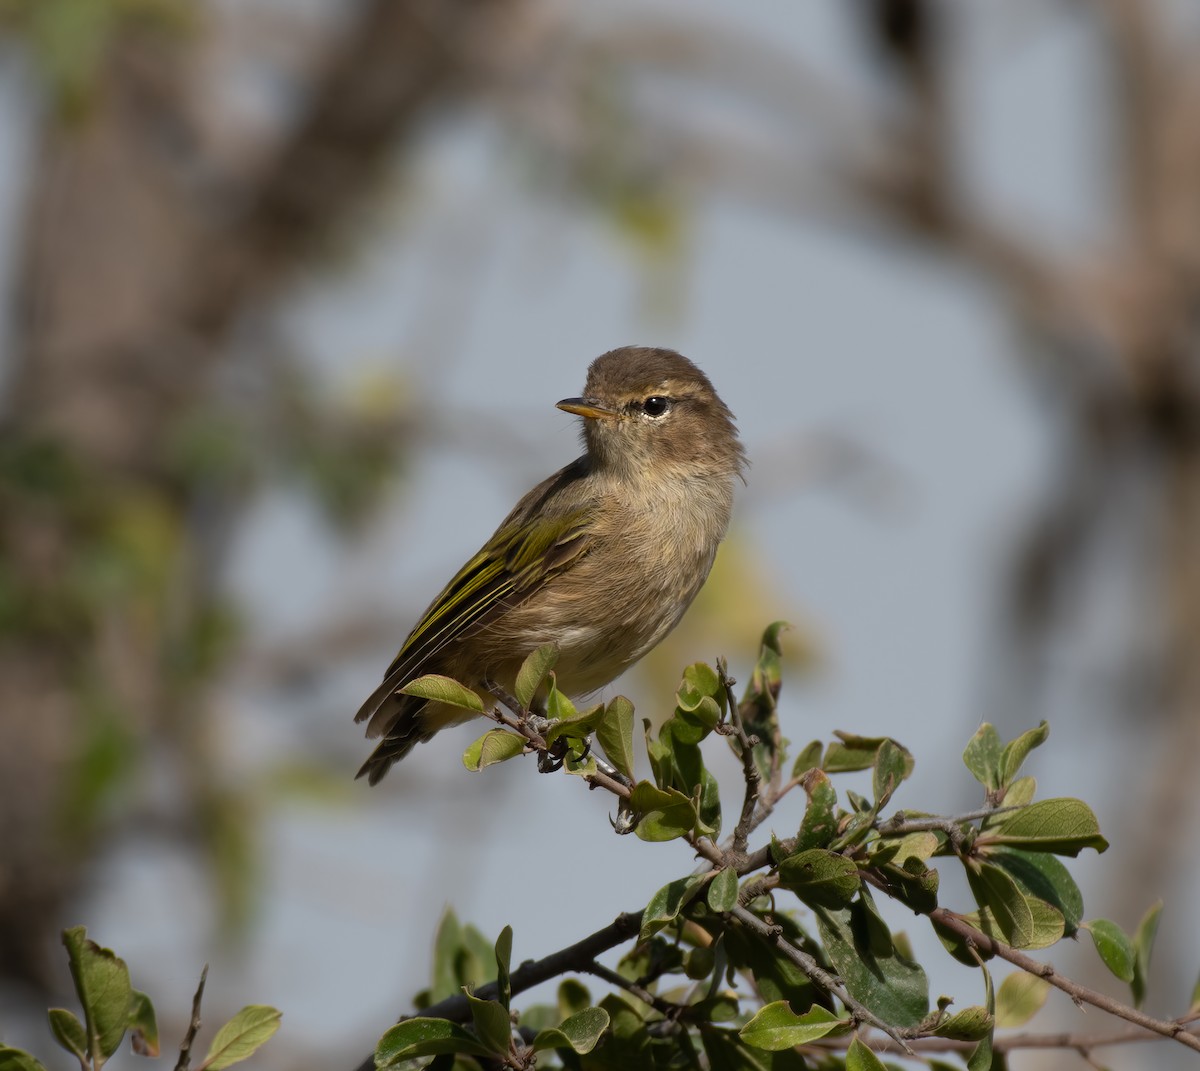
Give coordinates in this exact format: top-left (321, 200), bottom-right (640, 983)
top-left (556, 397), bottom-right (618, 421)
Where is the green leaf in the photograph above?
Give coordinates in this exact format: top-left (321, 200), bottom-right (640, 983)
top-left (964, 959), bottom-right (997, 1071)
top-left (845, 1036), bottom-right (888, 1071)
top-left (596, 696), bottom-right (636, 781)
top-left (933, 912), bottom-right (996, 966)
top-left (563, 747), bottom-right (598, 778)
top-left (872, 738), bottom-right (913, 809)
top-left (375, 1019), bottom-right (495, 1065)
top-left (1003, 776), bottom-right (1037, 808)
top-left (981, 798), bottom-right (1108, 856)
top-left (0, 1047), bottom-right (49, 1071)
top-left (965, 1029), bottom-right (994, 1071)
top-left (1083, 920), bottom-right (1135, 984)
top-left (815, 903), bottom-right (929, 1026)
top-left (545, 675), bottom-right (577, 720)
top-left (630, 781), bottom-right (696, 843)
top-left (723, 924), bottom-right (819, 1011)
top-left (47, 1008), bottom-right (88, 1062)
top-left (874, 857), bottom-right (939, 915)
top-left (494, 926), bottom-right (512, 1012)
top-left (823, 733), bottom-right (886, 773)
top-left (998, 722), bottom-right (1048, 787)
top-left (738, 622), bottom-right (790, 784)
top-left (967, 862), bottom-right (1064, 950)
top-left (1132, 900), bottom-right (1162, 1008)
top-left (641, 874), bottom-right (706, 939)
top-left (201, 1006), bottom-right (282, 1070)
top-left (702, 1028), bottom-right (808, 1071)
top-left (994, 973), bottom-right (1050, 1029)
top-left (462, 729), bottom-right (524, 771)
top-left (543, 701), bottom-right (606, 747)
top-left (466, 993), bottom-right (512, 1056)
top-left (874, 829), bottom-right (938, 865)
top-left (790, 740), bottom-right (823, 779)
top-left (514, 643), bottom-right (558, 709)
top-left (62, 926), bottom-right (134, 1063)
top-left (988, 847), bottom-right (1083, 936)
top-left (708, 868), bottom-right (739, 913)
top-left (684, 945), bottom-right (716, 980)
top-left (739, 1002), bottom-right (845, 1051)
top-left (426, 910), bottom-right (490, 1005)
top-left (933, 1005), bottom-right (992, 1040)
top-left (531, 1007), bottom-right (609, 1054)
top-left (694, 766), bottom-right (722, 839)
top-left (677, 662), bottom-right (721, 712)
top-left (963, 724), bottom-right (1003, 792)
top-left (796, 769), bottom-right (838, 851)
top-left (690, 993), bottom-right (740, 1023)
top-left (127, 989), bottom-right (159, 1057)
top-left (400, 674), bottom-right (484, 712)
top-left (429, 910), bottom-right (462, 1004)
top-left (676, 695), bottom-right (723, 743)
top-left (777, 849), bottom-right (861, 908)
top-left (558, 979), bottom-right (592, 1020)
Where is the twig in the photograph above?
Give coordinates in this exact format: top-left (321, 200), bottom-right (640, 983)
top-left (928, 909), bottom-right (1200, 1053)
top-left (876, 806), bottom-right (1017, 833)
top-left (174, 965), bottom-right (208, 1071)
top-left (808, 1023), bottom-right (1199, 1055)
top-left (717, 659), bottom-right (760, 858)
top-left (730, 904), bottom-right (915, 1056)
top-left (582, 959), bottom-right (678, 1018)
top-left (875, 806), bottom-right (1019, 855)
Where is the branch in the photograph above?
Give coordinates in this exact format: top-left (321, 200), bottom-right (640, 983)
top-left (730, 904), bottom-right (915, 1055)
top-left (929, 909), bottom-right (1200, 1053)
top-left (350, 911), bottom-right (643, 1071)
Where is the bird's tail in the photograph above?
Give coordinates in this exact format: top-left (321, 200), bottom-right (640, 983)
top-left (356, 718), bottom-right (427, 785)
top-left (354, 674), bottom-right (482, 784)
top-left (353, 674), bottom-right (431, 785)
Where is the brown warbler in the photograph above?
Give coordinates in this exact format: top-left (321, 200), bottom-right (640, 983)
top-left (354, 346), bottom-right (746, 784)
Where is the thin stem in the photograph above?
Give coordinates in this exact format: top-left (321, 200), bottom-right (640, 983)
top-left (582, 960), bottom-right (677, 1017)
top-left (717, 659), bottom-right (761, 858)
top-left (173, 965), bottom-right (208, 1071)
top-left (876, 806), bottom-right (1017, 834)
top-left (875, 806), bottom-right (1016, 855)
top-left (928, 909), bottom-right (1200, 1053)
top-left (808, 1023), bottom-right (1200, 1055)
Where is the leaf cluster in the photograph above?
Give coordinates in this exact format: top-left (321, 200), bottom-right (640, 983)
top-left (367, 624), bottom-right (1199, 1070)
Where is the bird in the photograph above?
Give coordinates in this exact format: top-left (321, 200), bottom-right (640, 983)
top-left (354, 345), bottom-right (746, 785)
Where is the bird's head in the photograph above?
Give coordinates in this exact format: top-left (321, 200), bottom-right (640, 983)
top-left (556, 346), bottom-right (746, 484)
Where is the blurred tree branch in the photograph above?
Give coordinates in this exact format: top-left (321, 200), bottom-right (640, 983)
top-left (0, 0), bottom-right (519, 992)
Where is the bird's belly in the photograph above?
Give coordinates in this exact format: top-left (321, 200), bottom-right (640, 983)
top-left (515, 564), bottom-right (708, 697)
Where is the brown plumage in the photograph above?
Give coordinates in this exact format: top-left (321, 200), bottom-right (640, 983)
top-left (354, 346), bottom-right (746, 785)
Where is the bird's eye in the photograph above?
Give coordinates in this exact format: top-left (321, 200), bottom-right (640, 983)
top-left (642, 396), bottom-right (671, 417)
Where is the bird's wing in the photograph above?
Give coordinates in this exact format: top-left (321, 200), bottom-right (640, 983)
top-left (352, 506), bottom-right (593, 731)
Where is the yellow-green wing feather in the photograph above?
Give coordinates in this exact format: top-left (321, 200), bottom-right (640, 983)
top-left (353, 508), bottom-right (592, 728)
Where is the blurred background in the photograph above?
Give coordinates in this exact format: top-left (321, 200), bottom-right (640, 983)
top-left (1, 1), bottom-right (1199, 1068)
